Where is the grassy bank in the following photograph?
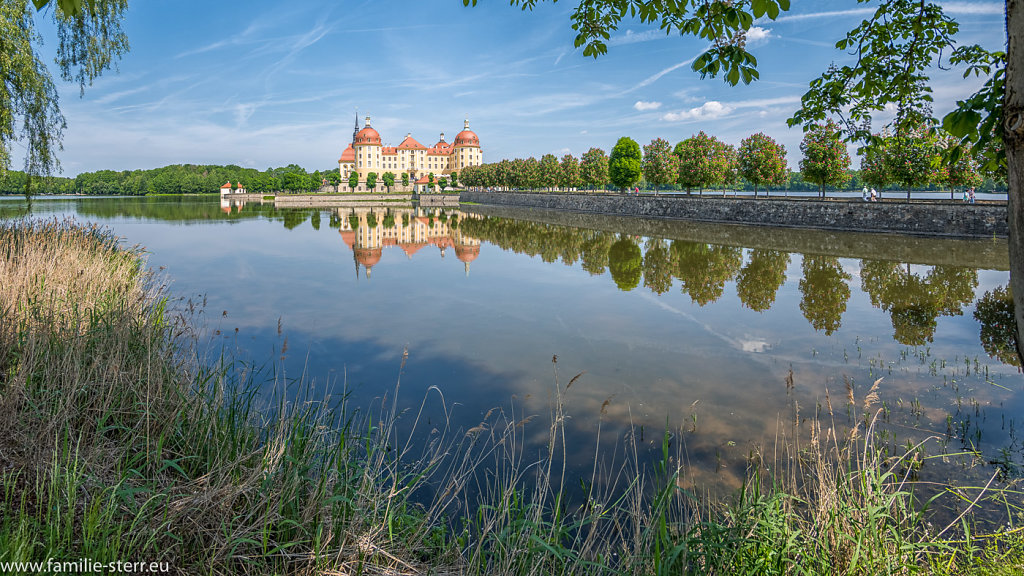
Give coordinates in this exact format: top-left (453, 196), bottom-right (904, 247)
top-left (0, 218), bottom-right (1022, 575)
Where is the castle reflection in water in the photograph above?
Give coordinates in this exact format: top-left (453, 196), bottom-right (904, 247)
top-left (336, 206), bottom-right (481, 277)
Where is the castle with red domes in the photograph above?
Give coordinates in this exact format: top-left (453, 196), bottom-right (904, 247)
top-left (338, 115), bottom-right (482, 187)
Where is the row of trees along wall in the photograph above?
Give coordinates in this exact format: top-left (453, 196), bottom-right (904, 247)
top-left (459, 123), bottom-right (1006, 198)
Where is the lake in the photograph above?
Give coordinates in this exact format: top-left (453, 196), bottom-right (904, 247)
top-left (4, 194), bottom-right (1021, 499)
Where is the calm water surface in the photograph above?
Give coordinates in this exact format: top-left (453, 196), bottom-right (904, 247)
top-left (4, 195), bottom-right (1021, 494)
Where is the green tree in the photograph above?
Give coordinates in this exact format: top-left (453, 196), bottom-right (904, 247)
top-left (539, 153), bottom-right (561, 190)
top-left (401, 172), bottom-right (410, 188)
top-left (609, 137), bottom-right (642, 192)
top-left (281, 171), bottom-right (305, 192)
top-left (799, 120), bottom-right (851, 198)
top-left (348, 172), bottom-right (359, 190)
top-left (883, 127), bottom-right (941, 200)
top-left (737, 133), bottom-right (787, 197)
top-left (943, 138), bottom-right (982, 200)
top-left (674, 131), bottom-right (730, 195)
top-left (326, 170), bottom-right (341, 186)
top-left (559, 154), bottom-right (581, 191)
top-left (859, 140), bottom-right (890, 195)
top-left (449, 171), bottom-right (458, 187)
top-left (382, 171), bottom-right (395, 193)
top-left (580, 147), bottom-right (608, 191)
top-left (438, 177), bottom-right (448, 191)
top-left (642, 137), bottom-right (676, 194)
top-left (366, 172), bottom-right (378, 191)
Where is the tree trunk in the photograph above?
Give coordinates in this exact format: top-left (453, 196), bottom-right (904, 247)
top-left (1006, 0), bottom-right (1024, 365)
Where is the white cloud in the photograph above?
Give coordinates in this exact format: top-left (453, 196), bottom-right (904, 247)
top-left (633, 100), bottom-right (662, 111)
top-left (608, 29), bottom-right (665, 46)
top-left (941, 2), bottom-right (1004, 15)
top-left (660, 101), bottom-right (732, 122)
top-left (623, 53), bottom-right (702, 93)
top-left (746, 26), bottom-right (772, 45)
top-left (772, 8), bottom-right (875, 23)
top-left (772, 3), bottom-right (1001, 26)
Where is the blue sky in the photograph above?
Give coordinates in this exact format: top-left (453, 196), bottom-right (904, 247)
top-left (27, 0), bottom-right (1006, 176)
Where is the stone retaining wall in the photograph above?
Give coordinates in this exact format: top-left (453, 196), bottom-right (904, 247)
top-left (462, 204), bottom-right (1008, 271)
top-left (459, 191), bottom-right (1008, 238)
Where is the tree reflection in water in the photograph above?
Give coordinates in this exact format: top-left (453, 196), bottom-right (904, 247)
top-left (670, 241), bottom-right (743, 306)
top-left (975, 285), bottom-right (1021, 368)
top-left (458, 215), bottom-right (999, 355)
top-left (736, 249), bottom-right (790, 312)
top-left (799, 256), bottom-right (851, 335)
top-left (642, 238), bottom-right (674, 295)
top-left (608, 236), bottom-right (643, 291)
top-left (861, 261), bottom-right (979, 346)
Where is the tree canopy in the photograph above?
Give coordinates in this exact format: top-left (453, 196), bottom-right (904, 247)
top-left (737, 132), bottom-right (787, 197)
top-left (609, 137), bottom-right (642, 191)
top-left (799, 120), bottom-right (851, 197)
top-left (2, 0), bottom-right (129, 183)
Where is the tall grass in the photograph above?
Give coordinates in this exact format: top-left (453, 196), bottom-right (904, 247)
top-left (0, 217), bottom-right (1021, 575)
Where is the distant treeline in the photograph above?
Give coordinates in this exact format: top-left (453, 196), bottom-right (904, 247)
top-left (0, 164), bottom-right (343, 196)
top-left (0, 160), bottom-right (1007, 197)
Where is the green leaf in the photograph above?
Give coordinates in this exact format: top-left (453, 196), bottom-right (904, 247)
top-left (767, 1), bottom-right (780, 20)
top-left (727, 66), bottom-right (740, 85)
top-left (751, 0), bottom-right (767, 18)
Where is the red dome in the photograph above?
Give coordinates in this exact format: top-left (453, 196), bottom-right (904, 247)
top-left (354, 247), bottom-right (382, 268)
top-left (455, 244), bottom-right (480, 263)
top-left (454, 129), bottom-right (479, 147)
top-left (355, 126), bottom-right (381, 146)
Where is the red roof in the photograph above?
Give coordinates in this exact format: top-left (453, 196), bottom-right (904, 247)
top-left (221, 182), bottom-right (232, 189)
top-left (399, 242), bottom-right (427, 257)
top-left (414, 175), bottom-right (430, 184)
top-left (382, 147), bottom-right (397, 155)
top-left (398, 134), bottom-right (427, 150)
top-left (338, 144), bottom-right (355, 163)
top-left (355, 126), bottom-right (381, 146)
top-left (454, 129), bottom-right (480, 147)
top-left (338, 230), bottom-right (356, 249)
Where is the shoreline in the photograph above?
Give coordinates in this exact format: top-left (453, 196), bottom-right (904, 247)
top-left (460, 190), bottom-right (1009, 239)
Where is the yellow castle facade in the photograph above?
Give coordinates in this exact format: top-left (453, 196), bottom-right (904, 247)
top-left (338, 115), bottom-right (483, 184)
top-left (338, 207), bottom-right (481, 276)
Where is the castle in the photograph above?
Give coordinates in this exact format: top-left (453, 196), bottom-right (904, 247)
top-left (338, 115), bottom-right (482, 185)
